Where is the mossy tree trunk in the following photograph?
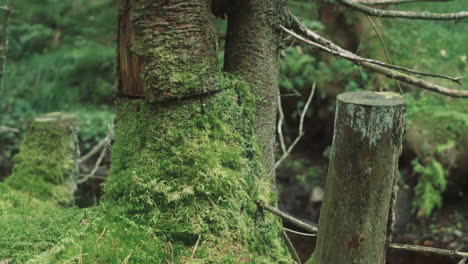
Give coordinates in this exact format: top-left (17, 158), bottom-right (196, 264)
top-left (105, 0), bottom-right (292, 262)
top-left (308, 91), bottom-right (406, 264)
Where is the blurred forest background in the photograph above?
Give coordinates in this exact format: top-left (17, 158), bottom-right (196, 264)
top-left (0, 0), bottom-right (466, 260)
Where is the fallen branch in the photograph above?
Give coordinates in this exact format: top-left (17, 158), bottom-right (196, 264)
top-left (336, 0), bottom-right (468, 20)
top-left (262, 203), bottom-right (468, 260)
top-left (354, 0), bottom-right (454, 5)
top-left (283, 16), bottom-right (468, 97)
top-left (458, 258), bottom-right (467, 264)
top-left (275, 83), bottom-right (316, 170)
top-left (191, 234), bottom-right (201, 259)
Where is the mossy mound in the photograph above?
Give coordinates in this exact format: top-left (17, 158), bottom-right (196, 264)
top-left (1, 85), bottom-right (293, 263)
top-left (4, 113), bottom-right (79, 204)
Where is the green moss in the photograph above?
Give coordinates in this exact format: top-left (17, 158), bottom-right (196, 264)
top-left (1, 78), bottom-right (292, 262)
top-left (5, 117), bottom-right (78, 203)
top-left (103, 80), bottom-right (291, 262)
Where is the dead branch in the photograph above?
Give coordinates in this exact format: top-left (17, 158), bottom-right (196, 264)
top-left (354, 0), bottom-right (454, 5)
top-left (283, 230), bottom-right (302, 263)
top-left (275, 83), bottom-right (316, 170)
top-left (284, 228), bottom-right (317, 237)
top-left (389, 243), bottom-right (468, 259)
top-left (282, 16), bottom-right (468, 97)
top-left (288, 15), bottom-right (463, 85)
top-left (336, 0), bottom-right (468, 20)
top-left (259, 202), bottom-right (318, 233)
top-left (366, 15), bottom-right (403, 92)
top-left (458, 258), bottom-right (467, 264)
top-left (0, 126), bottom-right (19, 133)
top-left (261, 203), bottom-right (468, 260)
top-left (78, 124), bottom-right (114, 163)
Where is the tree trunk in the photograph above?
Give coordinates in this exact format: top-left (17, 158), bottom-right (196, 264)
top-left (224, 0), bottom-right (288, 177)
top-left (309, 91), bottom-right (406, 264)
top-left (105, 0), bottom-right (292, 262)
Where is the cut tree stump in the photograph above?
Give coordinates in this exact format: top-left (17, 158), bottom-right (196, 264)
top-left (309, 91), bottom-right (406, 264)
top-left (5, 112), bottom-right (79, 204)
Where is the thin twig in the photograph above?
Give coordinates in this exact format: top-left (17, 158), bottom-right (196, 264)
top-left (78, 136), bottom-right (110, 163)
top-left (287, 14), bottom-right (463, 85)
top-left (89, 141), bottom-right (108, 176)
top-left (259, 202), bottom-right (318, 233)
top-left (354, 0), bottom-right (454, 5)
top-left (283, 18), bottom-right (468, 97)
top-left (283, 230), bottom-right (302, 264)
top-left (0, 126), bottom-right (19, 133)
top-left (275, 83), bottom-right (316, 170)
top-left (262, 202), bottom-right (468, 260)
top-left (284, 228), bottom-right (317, 237)
top-left (277, 95), bottom-right (287, 155)
top-left (388, 244), bottom-right (468, 258)
top-left (77, 174), bottom-right (107, 185)
top-left (120, 252), bottom-right (133, 264)
top-left (77, 245), bottom-right (82, 264)
top-left (366, 15), bottom-right (403, 92)
top-left (191, 234), bottom-right (201, 259)
top-left (336, 0), bottom-right (468, 20)
top-left (95, 226), bottom-right (107, 243)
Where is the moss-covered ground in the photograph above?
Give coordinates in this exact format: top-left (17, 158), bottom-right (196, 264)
top-left (0, 81), bottom-right (293, 263)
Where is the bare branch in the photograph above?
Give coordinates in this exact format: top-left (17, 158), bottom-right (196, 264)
top-left (336, 0), bottom-right (468, 20)
top-left (277, 95), bottom-right (287, 155)
top-left (0, 126), bottom-right (19, 133)
top-left (78, 124), bottom-right (114, 163)
top-left (389, 243), bottom-right (468, 259)
top-left (354, 0), bottom-right (454, 5)
top-left (262, 202), bottom-right (468, 260)
top-left (191, 234), bottom-right (201, 259)
top-left (284, 228), bottom-right (317, 237)
top-left (275, 84), bottom-right (316, 170)
top-left (259, 202), bottom-right (318, 233)
top-left (366, 15), bottom-right (403, 92)
top-left (287, 15), bottom-right (463, 85)
top-left (282, 230), bottom-right (302, 263)
top-left (282, 18), bottom-right (468, 97)
top-left (458, 258), bottom-right (467, 264)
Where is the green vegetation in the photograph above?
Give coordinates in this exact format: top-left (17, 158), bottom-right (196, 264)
top-left (0, 0), bottom-right (116, 176)
top-left (412, 158), bottom-right (447, 218)
top-left (0, 0), bottom-right (467, 261)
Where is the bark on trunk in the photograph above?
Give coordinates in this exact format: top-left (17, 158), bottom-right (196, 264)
top-left (106, 0), bottom-right (292, 262)
top-left (224, 0), bottom-right (288, 177)
top-left (309, 91), bottom-right (406, 264)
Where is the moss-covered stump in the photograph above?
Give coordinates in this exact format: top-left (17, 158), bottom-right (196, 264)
top-left (309, 91), bottom-right (406, 264)
top-left (4, 112), bottom-right (79, 204)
